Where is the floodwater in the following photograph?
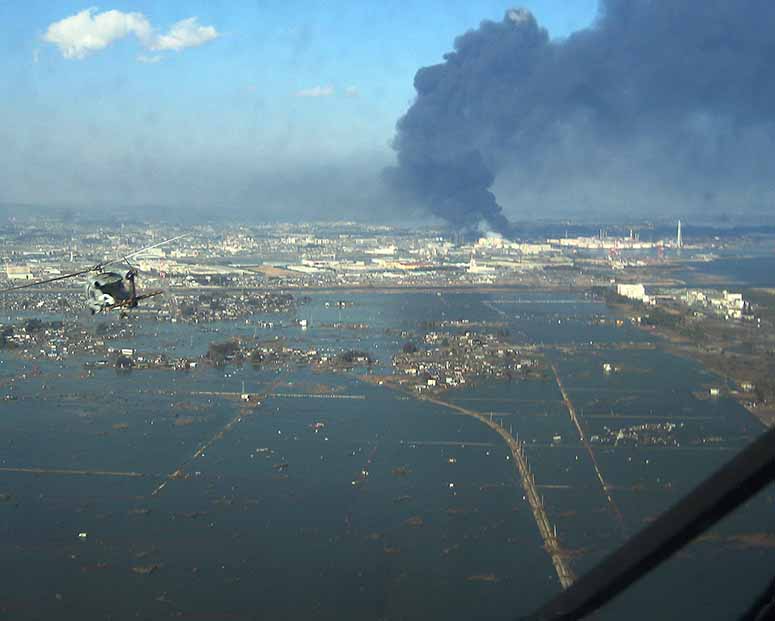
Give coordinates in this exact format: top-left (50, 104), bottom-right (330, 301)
top-left (677, 252), bottom-right (775, 288)
top-left (0, 291), bottom-right (772, 620)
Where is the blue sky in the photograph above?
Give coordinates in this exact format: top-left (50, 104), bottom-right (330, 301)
top-left (0, 1), bottom-right (598, 213)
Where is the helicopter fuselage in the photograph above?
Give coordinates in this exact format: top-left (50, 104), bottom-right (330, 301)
top-left (1, 233), bottom-right (184, 314)
top-left (85, 271), bottom-right (135, 313)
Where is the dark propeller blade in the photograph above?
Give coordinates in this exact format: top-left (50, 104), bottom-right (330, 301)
top-left (1, 234), bottom-right (187, 294)
top-left (100, 234), bottom-right (188, 270)
top-left (0, 267), bottom-right (96, 293)
top-left (521, 425), bottom-right (775, 621)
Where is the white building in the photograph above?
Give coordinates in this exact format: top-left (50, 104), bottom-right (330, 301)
top-left (467, 258), bottom-right (496, 274)
top-left (5, 265), bottom-right (33, 281)
top-left (616, 283), bottom-right (647, 302)
top-left (365, 246), bottom-right (397, 256)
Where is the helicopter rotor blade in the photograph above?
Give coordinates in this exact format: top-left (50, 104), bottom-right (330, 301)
top-left (94, 234), bottom-right (186, 271)
top-left (123, 233), bottom-right (189, 261)
top-left (1, 234), bottom-right (187, 294)
top-left (0, 268), bottom-right (96, 293)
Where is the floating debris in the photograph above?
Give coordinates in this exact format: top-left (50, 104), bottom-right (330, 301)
top-left (132, 564), bottom-right (161, 575)
top-left (466, 574), bottom-right (498, 583)
top-left (726, 533), bottom-right (775, 549)
top-left (174, 511), bottom-right (207, 520)
top-left (404, 516), bottom-right (424, 527)
top-left (134, 549), bottom-right (157, 560)
top-left (299, 527), bottom-right (320, 537)
top-left (391, 466), bottom-right (411, 477)
top-left (81, 562), bottom-right (110, 572)
top-left (479, 484), bottom-right (503, 492)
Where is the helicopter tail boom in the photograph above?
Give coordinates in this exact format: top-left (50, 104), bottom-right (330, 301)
top-left (105, 290), bottom-right (163, 311)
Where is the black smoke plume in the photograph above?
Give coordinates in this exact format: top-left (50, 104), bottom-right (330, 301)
top-left (387, 3), bottom-right (775, 234)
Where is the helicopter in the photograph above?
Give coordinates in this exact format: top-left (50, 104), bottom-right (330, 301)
top-left (0, 234), bottom-right (186, 315)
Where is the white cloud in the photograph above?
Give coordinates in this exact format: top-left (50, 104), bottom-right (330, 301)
top-left (296, 85), bottom-right (335, 98)
top-left (42, 8), bottom-right (218, 60)
top-left (344, 85), bottom-right (359, 97)
top-left (137, 54), bottom-right (162, 64)
top-left (43, 8), bottom-right (152, 59)
top-left (148, 17), bottom-right (218, 51)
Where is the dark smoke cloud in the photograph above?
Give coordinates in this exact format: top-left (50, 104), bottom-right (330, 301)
top-left (387, 2), bottom-right (775, 233)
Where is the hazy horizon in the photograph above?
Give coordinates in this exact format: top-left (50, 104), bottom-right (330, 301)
top-left (3, 2), bottom-right (775, 227)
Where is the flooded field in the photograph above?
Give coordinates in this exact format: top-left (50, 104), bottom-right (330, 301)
top-left (1, 291), bottom-right (773, 620)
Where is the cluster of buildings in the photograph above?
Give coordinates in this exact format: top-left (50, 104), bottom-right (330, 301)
top-left (82, 337), bottom-right (368, 375)
top-left (682, 289), bottom-right (747, 321)
top-left (1, 219), bottom-right (696, 297)
top-left (590, 422), bottom-right (682, 447)
top-left (392, 332), bottom-right (541, 392)
top-left (549, 235), bottom-right (657, 251)
top-left (614, 282), bottom-right (749, 321)
top-left (167, 292), bottom-right (298, 324)
top-left (0, 319), bottom-right (132, 361)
